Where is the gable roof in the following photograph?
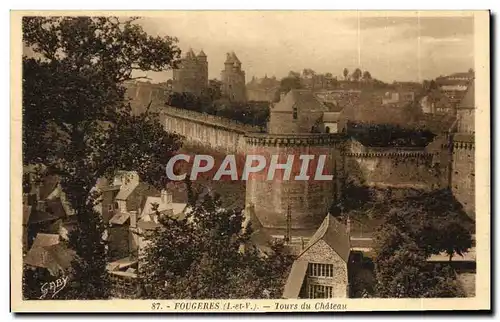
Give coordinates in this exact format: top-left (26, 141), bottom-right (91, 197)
top-left (282, 260), bottom-right (308, 299)
top-left (458, 80), bottom-right (475, 110)
top-left (24, 244), bottom-right (76, 275)
top-left (38, 175), bottom-right (60, 200)
top-left (23, 205), bottom-right (32, 226)
top-left (24, 233), bottom-right (76, 275)
top-left (273, 89), bottom-right (329, 113)
top-left (109, 212), bottom-right (130, 225)
top-left (299, 214), bottom-right (350, 262)
top-left (31, 233), bottom-right (60, 248)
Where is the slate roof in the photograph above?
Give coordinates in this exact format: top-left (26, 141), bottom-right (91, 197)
top-left (282, 260), bottom-right (308, 299)
top-left (109, 212), bottom-right (130, 225)
top-left (27, 209), bottom-right (63, 225)
top-left (23, 205), bottom-right (32, 226)
top-left (38, 175), bottom-right (60, 200)
top-left (115, 179), bottom-right (139, 201)
top-left (299, 214), bottom-right (351, 263)
top-left (31, 233), bottom-right (60, 248)
top-left (24, 233), bottom-right (76, 275)
top-left (273, 89), bottom-right (329, 113)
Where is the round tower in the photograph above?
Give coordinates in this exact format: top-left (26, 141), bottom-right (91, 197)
top-left (245, 133), bottom-right (344, 230)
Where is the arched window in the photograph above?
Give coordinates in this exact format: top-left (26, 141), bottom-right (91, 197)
top-left (325, 126), bottom-right (331, 133)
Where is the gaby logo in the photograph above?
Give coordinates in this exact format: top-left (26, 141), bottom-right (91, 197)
top-left (165, 153), bottom-right (334, 181)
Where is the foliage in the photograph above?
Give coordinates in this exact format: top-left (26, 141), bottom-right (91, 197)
top-left (139, 187), bottom-right (294, 299)
top-left (166, 92), bottom-right (269, 128)
top-left (352, 68), bottom-right (362, 81)
top-left (373, 224), bottom-right (467, 298)
top-left (346, 121), bottom-right (436, 147)
top-left (277, 76), bottom-right (303, 96)
top-left (343, 68), bottom-right (349, 80)
top-left (22, 16), bottom-right (183, 299)
top-left (370, 189), bottom-right (472, 298)
top-left (362, 71), bottom-right (372, 81)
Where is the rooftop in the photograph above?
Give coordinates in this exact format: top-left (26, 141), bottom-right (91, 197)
top-left (299, 214), bottom-right (351, 262)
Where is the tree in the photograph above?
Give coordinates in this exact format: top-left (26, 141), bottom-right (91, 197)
top-left (139, 187), bottom-right (294, 299)
top-left (302, 68), bottom-right (315, 78)
top-left (288, 71), bottom-right (301, 78)
top-left (371, 189), bottom-right (472, 298)
top-left (362, 71), bottom-right (372, 81)
top-left (278, 76), bottom-right (302, 94)
top-left (352, 68), bottom-right (362, 82)
top-left (22, 16), bottom-right (183, 299)
top-left (373, 223), bottom-right (467, 298)
top-left (343, 68), bottom-right (349, 80)
top-left (206, 79), bottom-right (223, 101)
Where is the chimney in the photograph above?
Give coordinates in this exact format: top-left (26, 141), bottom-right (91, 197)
top-left (161, 189), bottom-right (171, 204)
top-left (36, 200), bottom-right (46, 212)
top-left (129, 211), bottom-right (137, 229)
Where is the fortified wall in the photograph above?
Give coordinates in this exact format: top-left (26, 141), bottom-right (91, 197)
top-left (160, 106), bottom-right (264, 154)
top-left (159, 105), bottom-right (446, 193)
top-left (158, 105), bottom-right (451, 228)
top-left (344, 139), bottom-right (444, 191)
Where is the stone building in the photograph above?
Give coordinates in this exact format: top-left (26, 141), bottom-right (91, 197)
top-left (172, 49), bottom-right (208, 96)
top-left (451, 80), bottom-right (475, 218)
top-left (246, 75), bottom-right (280, 102)
top-left (282, 214), bottom-right (351, 299)
top-left (268, 89), bottom-right (333, 134)
top-left (221, 52), bottom-right (246, 102)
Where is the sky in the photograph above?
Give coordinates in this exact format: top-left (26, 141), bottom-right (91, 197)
top-left (134, 12), bottom-right (474, 84)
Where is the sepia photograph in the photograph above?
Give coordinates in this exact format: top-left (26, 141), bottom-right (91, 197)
top-left (10, 10), bottom-right (490, 312)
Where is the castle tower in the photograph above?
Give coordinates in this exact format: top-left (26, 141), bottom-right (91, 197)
top-left (245, 133), bottom-right (344, 231)
top-left (172, 49), bottom-right (208, 96)
top-left (221, 52), bottom-right (246, 102)
top-left (451, 79), bottom-right (475, 218)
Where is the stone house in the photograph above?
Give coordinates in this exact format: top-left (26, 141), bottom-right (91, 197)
top-left (282, 214), bottom-right (351, 299)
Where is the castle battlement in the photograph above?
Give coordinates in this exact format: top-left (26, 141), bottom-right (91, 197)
top-left (245, 133), bottom-right (345, 147)
top-left (344, 151), bottom-right (435, 159)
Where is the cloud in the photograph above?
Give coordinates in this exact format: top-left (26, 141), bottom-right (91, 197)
top-left (133, 12), bottom-right (474, 83)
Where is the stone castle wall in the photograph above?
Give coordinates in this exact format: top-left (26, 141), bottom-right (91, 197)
top-left (161, 106), bottom-right (263, 154)
top-left (245, 133), bottom-right (344, 230)
top-left (451, 136), bottom-right (475, 217)
top-left (344, 139), bottom-right (443, 191)
top-left (159, 106), bottom-right (455, 226)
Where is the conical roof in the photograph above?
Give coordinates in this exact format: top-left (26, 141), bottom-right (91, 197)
top-left (185, 48), bottom-right (196, 59)
top-left (232, 52), bottom-right (241, 64)
top-left (198, 49), bottom-right (206, 57)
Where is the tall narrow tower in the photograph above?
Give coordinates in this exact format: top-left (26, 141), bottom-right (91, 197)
top-left (451, 79), bottom-right (475, 218)
top-left (221, 52), bottom-right (246, 102)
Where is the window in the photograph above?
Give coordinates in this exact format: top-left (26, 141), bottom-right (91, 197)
top-left (325, 126), bottom-right (330, 133)
top-left (308, 284), bottom-right (333, 299)
top-left (293, 107), bottom-right (298, 119)
top-left (308, 263), bottom-right (334, 278)
top-left (108, 204), bottom-right (114, 212)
